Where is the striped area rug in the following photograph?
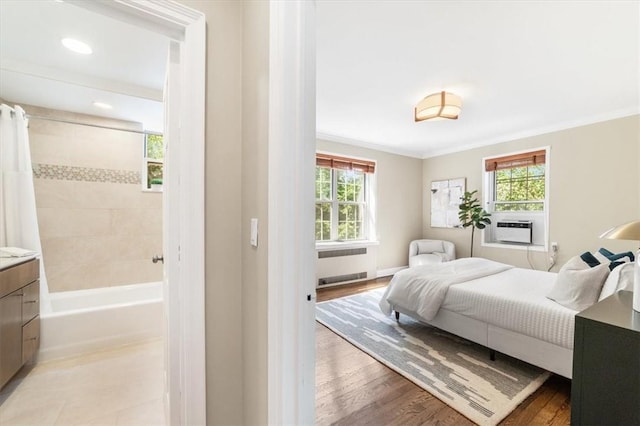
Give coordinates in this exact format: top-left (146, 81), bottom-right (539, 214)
top-left (316, 288), bottom-right (550, 426)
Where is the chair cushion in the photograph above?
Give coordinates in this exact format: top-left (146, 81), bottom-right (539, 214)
top-left (410, 253), bottom-right (443, 267)
top-left (417, 240), bottom-right (444, 254)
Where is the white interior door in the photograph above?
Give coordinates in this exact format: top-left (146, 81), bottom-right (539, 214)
top-left (163, 40), bottom-right (182, 426)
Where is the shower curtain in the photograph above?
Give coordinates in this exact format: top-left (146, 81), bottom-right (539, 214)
top-left (0, 104), bottom-right (51, 312)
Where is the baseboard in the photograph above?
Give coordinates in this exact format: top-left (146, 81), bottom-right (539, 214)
top-left (376, 266), bottom-right (407, 278)
top-left (37, 330), bottom-right (162, 362)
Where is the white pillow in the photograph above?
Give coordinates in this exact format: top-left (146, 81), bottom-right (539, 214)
top-left (547, 256), bottom-right (610, 311)
top-left (598, 262), bottom-right (636, 301)
top-left (417, 240), bottom-right (444, 254)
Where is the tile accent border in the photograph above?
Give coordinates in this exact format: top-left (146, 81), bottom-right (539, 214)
top-left (33, 163), bottom-right (141, 185)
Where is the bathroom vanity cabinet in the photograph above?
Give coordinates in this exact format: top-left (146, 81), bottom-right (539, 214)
top-left (0, 257), bottom-right (40, 389)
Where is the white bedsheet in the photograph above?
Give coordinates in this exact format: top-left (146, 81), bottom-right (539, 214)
top-left (379, 258), bottom-right (513, 321)
top-left (442, 268), bottom-right (577, 349)
top-left (379, 258), bottom-right (578, 349)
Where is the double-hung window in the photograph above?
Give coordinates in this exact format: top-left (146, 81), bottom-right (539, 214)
top-left (483, 148), bottom-right (549, 248)
top-left (487, 149), bottom-right (546, 212)
top-left (315, 153), bottom-right (375, 242)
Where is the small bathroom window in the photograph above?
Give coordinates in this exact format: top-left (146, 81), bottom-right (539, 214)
top-left (143, 133), bottom-right (164, 191)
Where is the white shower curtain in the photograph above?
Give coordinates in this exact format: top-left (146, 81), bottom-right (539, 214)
top-left (0, 104), bottom-right (51, 312)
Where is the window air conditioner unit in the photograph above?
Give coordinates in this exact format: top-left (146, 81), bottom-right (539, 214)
top-left (495, 220), bottom-right (533, 244)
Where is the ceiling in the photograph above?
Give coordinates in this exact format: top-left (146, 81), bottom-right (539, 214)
top-left (0, 0), bottom-right (167, 132)
top-left (1, 1), bottom-right (637, 153)
top-left (317, 1), bottom-right (640, 158)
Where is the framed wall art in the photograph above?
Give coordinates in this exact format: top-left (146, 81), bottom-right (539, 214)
top-left (430, 177), bottom-right (465, 228)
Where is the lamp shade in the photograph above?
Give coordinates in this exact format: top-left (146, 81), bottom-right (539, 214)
top-left (415, 91), bottom-right (462, 122)
top-left (599, 220), bottom-right (640, 241)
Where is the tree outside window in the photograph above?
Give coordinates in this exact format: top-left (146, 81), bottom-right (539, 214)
top-left (336, 170), bottom-right (364, 240)
top-left (494, 164), bottom-right (545, 211)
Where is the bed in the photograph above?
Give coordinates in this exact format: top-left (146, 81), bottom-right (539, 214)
top-left (378, 257), bottom-right (577, 378)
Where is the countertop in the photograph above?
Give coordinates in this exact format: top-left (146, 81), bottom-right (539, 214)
top-left (0, 255), bottom-right (38, 271)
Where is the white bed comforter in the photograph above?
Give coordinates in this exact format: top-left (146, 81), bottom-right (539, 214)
top-left (379, 258), bottom-right (513, 321)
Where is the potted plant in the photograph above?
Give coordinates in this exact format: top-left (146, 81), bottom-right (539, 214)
top-left (150, 178), bottom-right (163, 191)
top-left (458, 190), bottom-right (491, 257)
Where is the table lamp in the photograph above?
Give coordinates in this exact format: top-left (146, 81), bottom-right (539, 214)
top-left (600, 220), bottom-right (640, 312)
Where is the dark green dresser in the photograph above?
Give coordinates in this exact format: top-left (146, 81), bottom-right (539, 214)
top-left (571, 291), bottom-right (640, 425)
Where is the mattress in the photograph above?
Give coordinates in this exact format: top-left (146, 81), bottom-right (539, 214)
top-left (441, 268), bottom-right (577, 349)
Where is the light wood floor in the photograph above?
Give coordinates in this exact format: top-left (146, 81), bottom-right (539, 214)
top-left (316, 278), bottom-right (572, 425)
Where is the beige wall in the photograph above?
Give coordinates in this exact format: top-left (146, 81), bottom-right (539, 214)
top-left (14, 103), bottom-right (163, 292)
top-left (423, 115), bottom-right (640, 270)
top-left (241, 0), bottom-right (270, 424)
top-left (178, 0), bottom-right (245, 424)
top-left (317, 140), bottom-right (424, 270)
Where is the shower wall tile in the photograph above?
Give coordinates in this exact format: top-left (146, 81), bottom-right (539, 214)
top-left (111, 209), bottom-right (163, 236)
top-left (45, 261), bottom-right (113, 292)
top-left (29, 128), bottom-right (142, 171)
top-left (109, 260), bottom-right (162, 287)
top-left (34, 180), bottom-right (162, 210)
top-left (17, 102), bottom-right (163, 293)
top-left (38, 208), bottom-right (113, 239)
top-left (40, 235), bottom-right (162, 266)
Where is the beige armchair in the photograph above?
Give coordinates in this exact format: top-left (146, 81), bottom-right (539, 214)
top-left (408, 239), bottom-right (456, 267)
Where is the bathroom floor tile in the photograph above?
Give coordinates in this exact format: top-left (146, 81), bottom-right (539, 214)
top-left (0, 339), bottom-right (165, 426)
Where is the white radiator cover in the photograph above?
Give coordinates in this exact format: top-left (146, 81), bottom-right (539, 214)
top-left (316, 243), bottom-right (378, 287)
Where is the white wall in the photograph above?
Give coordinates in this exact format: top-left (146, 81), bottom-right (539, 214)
top-left (316, 139), bottom-right (424, 271)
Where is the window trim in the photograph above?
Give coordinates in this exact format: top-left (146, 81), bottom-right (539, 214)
top-left (481, 146), bottom-right (551, 252)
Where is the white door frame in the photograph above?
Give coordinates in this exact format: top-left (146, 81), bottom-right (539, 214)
top-left (73, 1), bottom-right (317, 424)
top-left (69, 1), bottom-right (206, 424)
top-left (268, 1), bottom-right (316, 424)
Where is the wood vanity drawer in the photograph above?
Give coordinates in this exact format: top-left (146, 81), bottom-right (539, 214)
top-left (22, 316), bottom-right (40, 364)
top-left (0, 259), bottom-right (39, 298)
top-left (22, 281), bottom-right (40, 324)
top-left (0, 289), bottom-right (24, 387)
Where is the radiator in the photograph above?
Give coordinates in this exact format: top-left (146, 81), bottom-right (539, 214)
top-left (316, 245), bottom-right (377, 287)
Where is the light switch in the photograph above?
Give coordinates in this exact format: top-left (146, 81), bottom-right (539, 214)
top-left (250, 218), bottom-right (258, 247)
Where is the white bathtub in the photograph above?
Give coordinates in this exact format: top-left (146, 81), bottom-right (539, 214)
top-left (39, 282), bottom-right (163, 361)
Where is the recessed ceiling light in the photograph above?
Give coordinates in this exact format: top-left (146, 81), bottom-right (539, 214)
top-left (93, 101), bottom-right (112, 110)
top-left (61, 38), bottom-right (92, 55)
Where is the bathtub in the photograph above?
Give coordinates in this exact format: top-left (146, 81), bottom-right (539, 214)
top-left (39, 282), bottom-right (163, 361)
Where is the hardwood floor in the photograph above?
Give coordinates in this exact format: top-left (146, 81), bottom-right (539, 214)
top-left (315, 279), bottom-right (572, 425)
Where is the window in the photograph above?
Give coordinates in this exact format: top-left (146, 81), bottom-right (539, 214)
top-left (315, 153), bottom-right (375, 242)
top-left (483, 148), bottom-right (549, 248)
top-left (494, 164), bottom-right (545, 211)
top-left (485, 149), bottom-right (546, 212)
top-left (143, 133), bottom-right (164, 190)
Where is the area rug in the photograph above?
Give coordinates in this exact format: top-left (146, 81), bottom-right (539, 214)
top-left (316, 288), bottom-right (550, 426)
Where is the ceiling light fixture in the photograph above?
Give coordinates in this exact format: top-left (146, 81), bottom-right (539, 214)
top-left (414, 91), bottom-right (462, 122)
top-left (92, 101), bottom-right (112, 110)
top-left (61, 38), bottom-right (92, 55)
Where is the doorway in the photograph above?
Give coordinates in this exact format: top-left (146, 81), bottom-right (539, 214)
top-left (0, 1), bottom-right (206, 424)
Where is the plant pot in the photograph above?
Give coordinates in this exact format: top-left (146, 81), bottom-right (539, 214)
top-left (150, 184), bottom-right (163, 191)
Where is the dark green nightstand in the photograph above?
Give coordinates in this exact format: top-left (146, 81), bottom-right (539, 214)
top-left (571, 291), bottom-right (640, 425)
